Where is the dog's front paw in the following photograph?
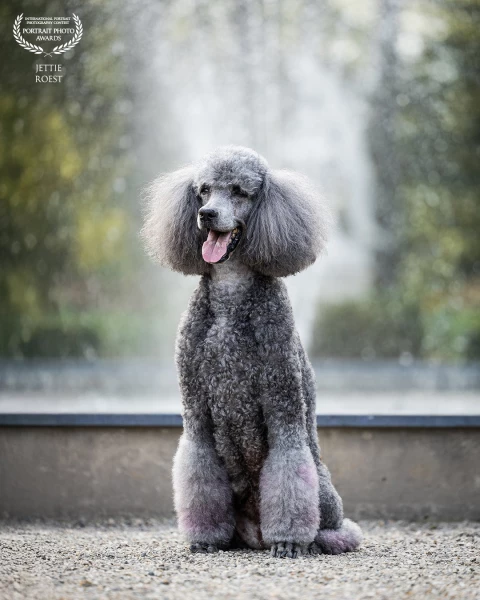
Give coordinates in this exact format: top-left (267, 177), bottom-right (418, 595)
top-left (190, 542), bottom-right (219, 554)
top-left (307, 542), bottom-right (323, 555)
top-left (270, 542), bottom-right (305, 558)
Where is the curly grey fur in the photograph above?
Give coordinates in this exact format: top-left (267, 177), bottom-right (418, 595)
top-left (141, 146), bottom-right (330, 277)
top-left (194, 146), bottom-right (268, 198)
top-left (141, 166), bottom-right (209, 275)
top-left (242, 170), bottom-right (329, 277)
top-left (312, 519), bottom-right (364, 555)
top-left (143, 146), bottom-right (362, 558)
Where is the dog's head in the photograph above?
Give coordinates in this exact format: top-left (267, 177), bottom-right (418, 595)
top-left (142, 145), bottom-right (330, 277)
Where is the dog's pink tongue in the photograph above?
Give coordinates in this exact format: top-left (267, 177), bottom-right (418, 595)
top-left (202, 230), bottom-right (231, 263)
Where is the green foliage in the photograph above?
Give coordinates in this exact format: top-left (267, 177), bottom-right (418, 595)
top-left (311, 298), bottom-right (423, 360)
top-left (18, 325), bottom-right (101, 359)
top-left (422, 305), bottom-right (480, 361)
top-left (1, 0), bottom-right (478, 361)
top-left (364, 0), bottom-right (480, 361)
top-left (311, 297), bottom-right (480, 361)
top-left (0, 0), bottom-right (137, 357)
top-left (0, 309), bottom-right (170, 359)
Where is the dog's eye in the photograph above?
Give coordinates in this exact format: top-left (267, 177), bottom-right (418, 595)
top-left (231, 185), bottom-right (248, 198)
top-left (199, 184), bottom-right (211, 196)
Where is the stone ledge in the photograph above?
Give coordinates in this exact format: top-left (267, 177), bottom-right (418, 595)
top-left (1, 425), bottom-right (478, 521)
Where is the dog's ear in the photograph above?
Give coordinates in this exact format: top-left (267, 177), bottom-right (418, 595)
top-left (241, 169), bottom-right (330, 277)
top-left (141, 165), bottom-right (208, 275)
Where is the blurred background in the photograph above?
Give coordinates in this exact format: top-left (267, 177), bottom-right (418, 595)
top-left (0, 0), bottom-right (479, 413)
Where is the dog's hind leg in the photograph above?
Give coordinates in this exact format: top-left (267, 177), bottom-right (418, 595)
top-left (299, 344), bottom-right (363, 555)
top-left (310, 518), bottom-right (363, 555)
top-left (309, 461), bottom-right (363, 555)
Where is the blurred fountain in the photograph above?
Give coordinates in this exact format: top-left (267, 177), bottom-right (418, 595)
top-left (124, 0), bottom-right (377, 348)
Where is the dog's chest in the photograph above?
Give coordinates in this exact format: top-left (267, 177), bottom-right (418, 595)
top-left (201, 293), bottom-right (259, 416)
top-left (202, 274), bottom-right (254, 374)
top-left (204, 313), bottom-right (232, 351)
top-left (203, 310), bottom-right (267, 477)
top-left (195, 272), bottom-right (266, 461)
top-left (202, 310), bottom-right (254, 392)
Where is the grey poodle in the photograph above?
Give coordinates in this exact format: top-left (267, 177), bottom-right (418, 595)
top-left (142, 146), bottom-right (362, 558)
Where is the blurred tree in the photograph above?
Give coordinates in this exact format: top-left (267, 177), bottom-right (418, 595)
top-left (2, 0), bottom-right (478, 362)
top-left (369, 0), bottom-right (403, 287)
top-left (312, 0), bottom-right (480, 361)
top-left (0, 0), bottom-right (135, 357)
top-left (393, 0), bottom-right (480, 359)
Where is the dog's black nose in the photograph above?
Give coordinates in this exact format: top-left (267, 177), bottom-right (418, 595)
top-left (199, 208), bottom-right (218, 221)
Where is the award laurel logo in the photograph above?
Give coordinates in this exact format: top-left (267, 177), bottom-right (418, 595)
top-left (13, 14), bottom-right (83, 57)
top-left (13, 14), bottom-right (83, 83)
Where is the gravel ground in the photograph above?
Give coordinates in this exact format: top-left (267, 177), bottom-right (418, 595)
top-left (0, 520), bottom-right (478, 600)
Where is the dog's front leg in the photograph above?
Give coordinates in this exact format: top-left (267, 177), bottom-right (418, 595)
top-left (259, 373), bottom-right (320, 558)
top-left (172, 415), bottom-right (235, 553)
top-left (260, 438), bottom-right (320, 557)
